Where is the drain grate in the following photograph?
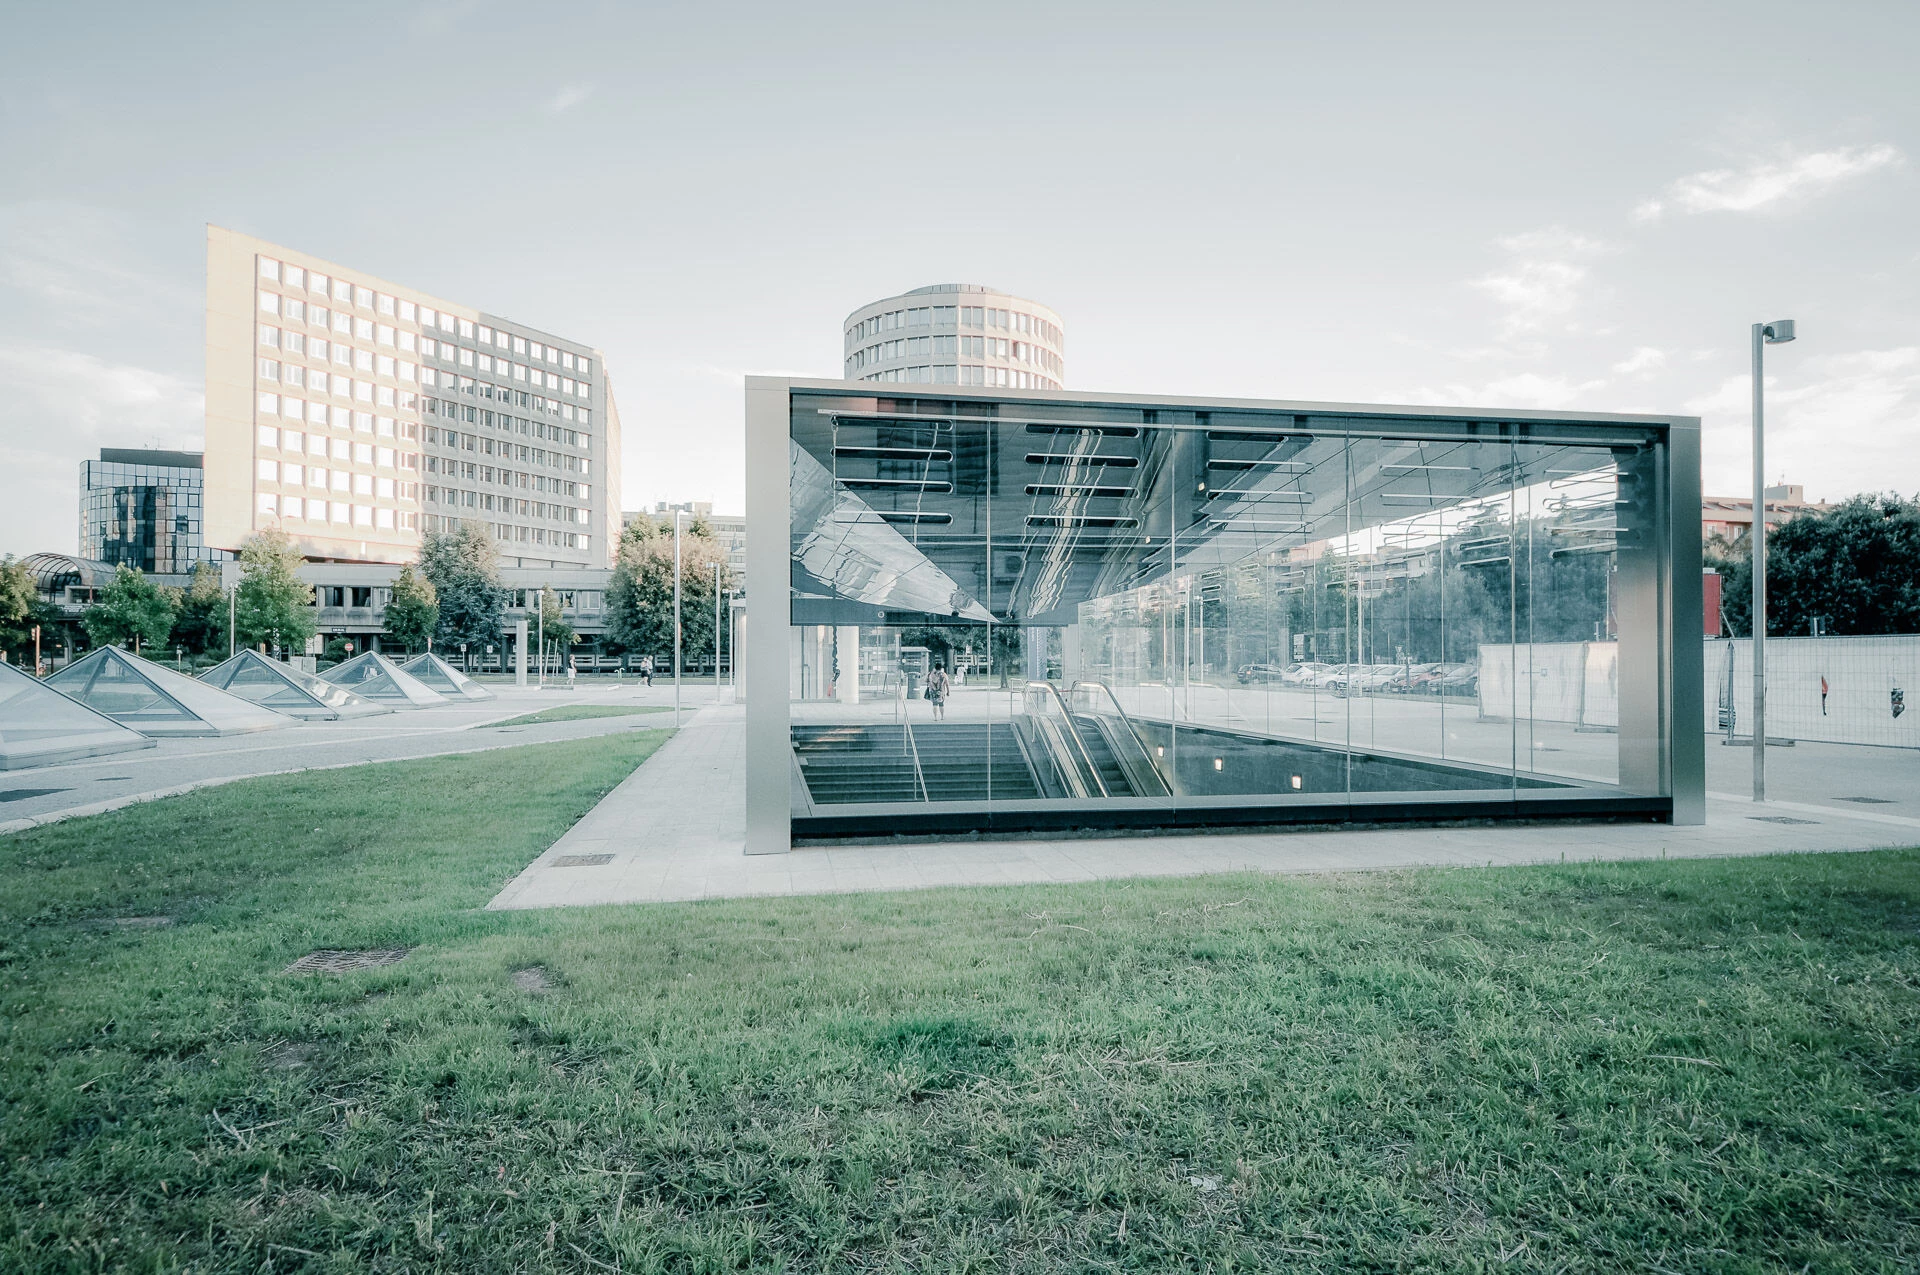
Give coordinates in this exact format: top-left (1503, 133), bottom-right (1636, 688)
top-left (95, 776), bottom-right (133, 782)
top-left (1750, 816), bottom-right (1819, 826)
top-left (285, 948), bottom-right (411, 974)
top-left (0, 789), bottom-right (66, 802)
top-left (551, 853), bottom-right (613, 867)
top-left (1836, 796), bottom-right (1895, 804)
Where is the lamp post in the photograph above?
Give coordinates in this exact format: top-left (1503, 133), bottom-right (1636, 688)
top-left (713, 560), bottom-right (721, 703)
top-left (673, 508), bottom-right (684, 728)
top-left (1751, 318), bottom-right (1796, 802)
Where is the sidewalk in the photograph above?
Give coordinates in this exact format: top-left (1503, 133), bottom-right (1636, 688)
top-left (487, 705), bottom-right (1920, 909)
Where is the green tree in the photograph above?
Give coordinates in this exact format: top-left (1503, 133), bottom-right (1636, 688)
top-left (383, 564), bottom-right (439, 653)
top-left (0, 556), bottom-right (38, 664)
top-left (169, 562), bottom-right (230, 658)
top-left (1718, 493), bottom-right (1920, 636)
top-left (82, 566), bottom-right (180, 655)
top-left (604, 515), bottom-right (733, 668)
top-left (233, 528), bottom-right (316, 654)
top-left (421, 521), bottom-right (505, 653)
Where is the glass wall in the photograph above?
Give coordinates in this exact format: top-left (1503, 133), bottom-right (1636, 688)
top-left (783, 388), bottom-right (1680, 834)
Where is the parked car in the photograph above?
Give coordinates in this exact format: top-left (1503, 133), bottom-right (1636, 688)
top-left (1235, 663), bottom-right (1291, 684)
top-left (1383, 662), bottom-right (1444, 693)
top-left (1280, 662), bottom-right (1335, 687)
top-left (1433, 662), bottom-right (1479, 695)
top-left (1327, 664), bottom-right (1401, 697)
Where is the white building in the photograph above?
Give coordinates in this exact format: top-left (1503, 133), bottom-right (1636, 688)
top-left (842, 285), bottom-right (1064, 390)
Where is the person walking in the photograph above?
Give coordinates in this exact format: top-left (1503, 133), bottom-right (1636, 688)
top-left (567, 658), bottom-right (577, 691)
top-left (926, 661), bottom-right (951, 721)
top-left (639, 654), bottom-right (653, 687)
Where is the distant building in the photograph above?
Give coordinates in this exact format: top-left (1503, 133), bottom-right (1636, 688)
top-left (843, 284), bottom-right (1065, 389)
top-left (204, 225), bottom-right (623, 569)
top-left (1702, 483), bottom-right (1827, 543)
top-left (78, 448), bottom-right (218, 574)
top-left (624, 502), bottom-right (745, 580)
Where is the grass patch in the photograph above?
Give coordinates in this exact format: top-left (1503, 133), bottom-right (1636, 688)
top-left (3, 757), bottom-right (1918, 1271)
top-left (486, 704), bottom-right (673, 728)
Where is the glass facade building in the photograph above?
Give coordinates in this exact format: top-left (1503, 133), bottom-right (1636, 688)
top-left (77, 448), bottom-right (210, 574)
top-left (745, 380), bottom-right (1704, 851)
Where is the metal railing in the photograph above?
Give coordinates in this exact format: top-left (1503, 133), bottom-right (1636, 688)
top-left (902, 716), bottom-right (929, 801)
top-left (1023, 681), bottom-right (1109, 798)
top-left (1071, 679), bottom-right (1172, 796)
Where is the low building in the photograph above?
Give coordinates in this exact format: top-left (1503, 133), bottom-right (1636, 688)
top-left (624, 502), bottom-right (746, 580)
top-left (1702, 483), bottom-right (1827, 543)
top-left (78, 448), bottom-right (222, 574)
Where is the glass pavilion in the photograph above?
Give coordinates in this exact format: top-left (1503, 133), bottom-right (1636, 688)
top-left (744, 380), bottom-right (1703, 852)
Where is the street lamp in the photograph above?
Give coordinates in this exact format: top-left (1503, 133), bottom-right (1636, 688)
top-left (1751, 318), bottom-right (1796, 803)
top-left (673, 508), bottom-right (684, 728)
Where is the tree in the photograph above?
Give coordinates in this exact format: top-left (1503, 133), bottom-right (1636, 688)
top-left (383, 564), bottom-right (439, 653)
top-left (0, 556), bottom-right (38, 664)
top-left (233, 528), bottom-right (316, 654)
top-left (421, 521), bottom-right (505, 654)
top-left (604, 514), bottom-right (733, 668)
top-left (82, 565), bottom-right (179, 655)
top-left (169, 562), bottom-right (229, 658)
top-left (1718, 493), bottom-right (1920, 637)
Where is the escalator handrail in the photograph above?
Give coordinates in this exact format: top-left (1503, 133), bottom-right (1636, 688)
top-left (1023, 681), bottom-right (1109, 798)
top-left (1070, 679), bottom-right (1172, 796)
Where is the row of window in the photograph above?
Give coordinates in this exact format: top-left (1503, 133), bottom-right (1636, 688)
top-left (426, 379), bottom-right (592, 427)
top-left (846, 335), bottom-right (1061, 376)
top-left (258, 323), bottom-right (594, 407)
top-left (257, 459), bottom-right (416, 500)
top-left (259, 388), bottom-right (413, 418)
top-left (423, 487), bottom-right (589, 524)
top-left (845, 304), bottom-right (1061, 349)
top-left (421, 454), bottom-right (586, 499)
top-left (422, 407), bottom-right (586, 452)
top-left (257, 492), bottom-right (417, 532)
top-left (858, 365), bottom-right (1062, 389)
top-left (257, 426), bottom-right (416, 468)
top-left (420, 513), bottom-right (588, 551)
top-left (258, 257), bottom-right (591, 376)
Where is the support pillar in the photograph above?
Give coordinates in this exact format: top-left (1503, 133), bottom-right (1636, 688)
top-left (513, 619), bottom-right (528, 688)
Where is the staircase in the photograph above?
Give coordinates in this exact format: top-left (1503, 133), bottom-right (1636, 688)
top-left (793, 722), bottom-right (1040, 805)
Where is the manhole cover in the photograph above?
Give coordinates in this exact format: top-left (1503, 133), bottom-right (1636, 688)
top-left (1836, 796), bottom-right (1895, 804)
top-left (285, 948), bottom-right (411, 974)
top-left (0, 789), bottom-right (66, 802)
top-left (1750, 816), bottom-right (1819, 826)
top-left (512, 967), bottom-right (554, 993)
top-left (551, 854), bottom-right (613, 867)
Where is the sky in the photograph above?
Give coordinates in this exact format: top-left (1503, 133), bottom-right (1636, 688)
top-left (2, 0), bottom-right (1917, 558)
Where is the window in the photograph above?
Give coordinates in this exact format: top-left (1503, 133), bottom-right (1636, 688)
top-left (258, 257), bottom-right (279, 281)
top-left (378, 293), bottom-right (394, 316)
top-left (354, 348), bottom-right (373, 372)
top-left (513, 363), bottom-right (527, 381)
top-left (309, 466), bottom-right (327, 488)
top-left (459, 348), bottom-right (474, 367)
top-left (333, 279), bottom-right (351, 303)
top-left (333, 312), bottom-right (350, 335)
top-left (283, 496), bottom-right (304, 520)
top-left (458, 318), bottom-right (474, 339)
top-left (332, 438), bottom-right (350, 460)
top-left (354, 285), bottom-right (372, 309)
top-left (285, 331), bottom-right (304, 355)
top-left (375, 354), bottom-right (394, 377)
top-left (376, 416), bottom-right (394, 438)
top-left (257, 425), bottom-right (278, 447)
top-left (284, 431), bottom-right (304, 453)
top-left (259, 324), bottom-right (280, 347)
top-left (331, 500), bottom-right (349, 523)
top-left (478, 326), bottom-right (492, 343)
top-left (355, 380), bottom-right (373, 403)
top-left (354, 473), bottom-right (373, 495)
top-left (257, 459), bottom-right (278, 482)
top-left (376, 385), bottom-right (395, 407)
top-left (258, 391), bottom-right (279, 413)
top-left (399, 331), bottom-right (415, 353)
top-left (257, 492), bottom-right (277, 515)
top-left (377, 324), bottom-right (394, 346)
top-left (375, 507), bottom-right (395, 530)
top-left (376, 446), bottom-right (395, 468)
top-left (399, 360), bottom-right (416, 382)
top-left (309, 402), bottom-right (328, 425)
top-left (513, 336), bottom-right (526, 354)
top-left (311, 306), bottom-right (328, 329)
top-left (331, 471), bottom-right (349, 493)
top-left (439, 312), bottom-right (453, 332)
top-left (354, 411), bottom-right (373, 433)
top-left (478, 353), bottom-right (492, 373)
top-left (284, 366), bottom-right (304, 388)
top-left (258, 291), bottom-right (279, 315)
top-left (282, 464), bottom-right (303, 486)
top-left (400, 300), bottom-right (416, 322)
top-left (284, 298), bottom-right (304, 322)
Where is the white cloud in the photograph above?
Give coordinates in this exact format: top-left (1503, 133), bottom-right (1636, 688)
top-left (1411, 372), bottom-right (1609, 411)
top-left (0, 202), bottom-right (195, 327)
top-left (1470, 228), bottom-right (1611, 337)
top-left (1612, 346), bottom-right (1667, 376)
top-left (1686, 346), bottom-right (1920, 497)
top-left (545, 83), bottom-right (595, 116)
top-left (1633, 144), bottom-right (1901, 222)
top-left (0, 347), bottom-right (203, 556)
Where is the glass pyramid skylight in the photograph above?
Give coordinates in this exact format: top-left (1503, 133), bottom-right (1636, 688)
top-left (199, 650), bottom-right (393, 720)
top-left (396, 652), bottom-right (495, 701)
top-left (0, 661), bottom-right (155, 769)
top-left (318, 651), bottom-right (446, 707)
top-left (45, 648), bottom-right (287, 737)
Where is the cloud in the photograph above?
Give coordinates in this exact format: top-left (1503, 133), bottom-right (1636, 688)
top-left (544, 84), bottom-right (595, 116)
top-left (1410, 372), bottom-right (1609, 411)
top-left (1633, 144), bottom-right (1901, 222)
top-left (1470, 228), bottom-right (1611, 337)
top-left (0, 202), bottom-right (196, 328)
top-left (1685, 346), bottom-right (1920, 497)
top-left (1612, 347), bottom-right (1667, 376)
top-left (0, 347), bottom-right (203, 556)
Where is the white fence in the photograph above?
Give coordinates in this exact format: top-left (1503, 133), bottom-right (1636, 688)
top-left (1478, 636), bottom-right (1919, 748)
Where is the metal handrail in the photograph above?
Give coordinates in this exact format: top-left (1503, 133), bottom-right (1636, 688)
top-left (902, 717), bottom-right (929, 802)
top-left (1023, 681), bottom-right (1109, 798)
top-left (1070, 679), bottom-right (1172, 796)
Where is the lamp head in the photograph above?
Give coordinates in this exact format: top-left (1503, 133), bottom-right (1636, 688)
top-left (1762, 319), bottom-right (1796, 344)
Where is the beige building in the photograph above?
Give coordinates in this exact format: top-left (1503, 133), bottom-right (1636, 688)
top-left (1702, 483), bottom-right (1827, 544)
top-left (843, 284), bottom-right (1065, 389)
top-left (205, 226), bottom-right (622, 567)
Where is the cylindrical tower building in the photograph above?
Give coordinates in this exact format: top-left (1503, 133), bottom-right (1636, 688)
top-left (843, 284), bottom-right (1064, 390)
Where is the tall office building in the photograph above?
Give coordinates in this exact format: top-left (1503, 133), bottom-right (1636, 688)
top-left (78, 448), bottom-right (214, 573)
top-left (843, 285), bottom-right (1064, 389)
top-left (204, 226), bottom-right (623, 568)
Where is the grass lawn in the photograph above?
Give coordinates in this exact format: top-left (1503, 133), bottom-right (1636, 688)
top-left (486, 704), bottom-right (673, 728)
top-left (3, 744), bottom-right (1918, 1273)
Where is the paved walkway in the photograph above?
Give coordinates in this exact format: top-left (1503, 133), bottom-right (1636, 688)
top-left (0, 681), bottom-right (721, 834)
top-left (487, 704), bottom-right (1920, 909)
